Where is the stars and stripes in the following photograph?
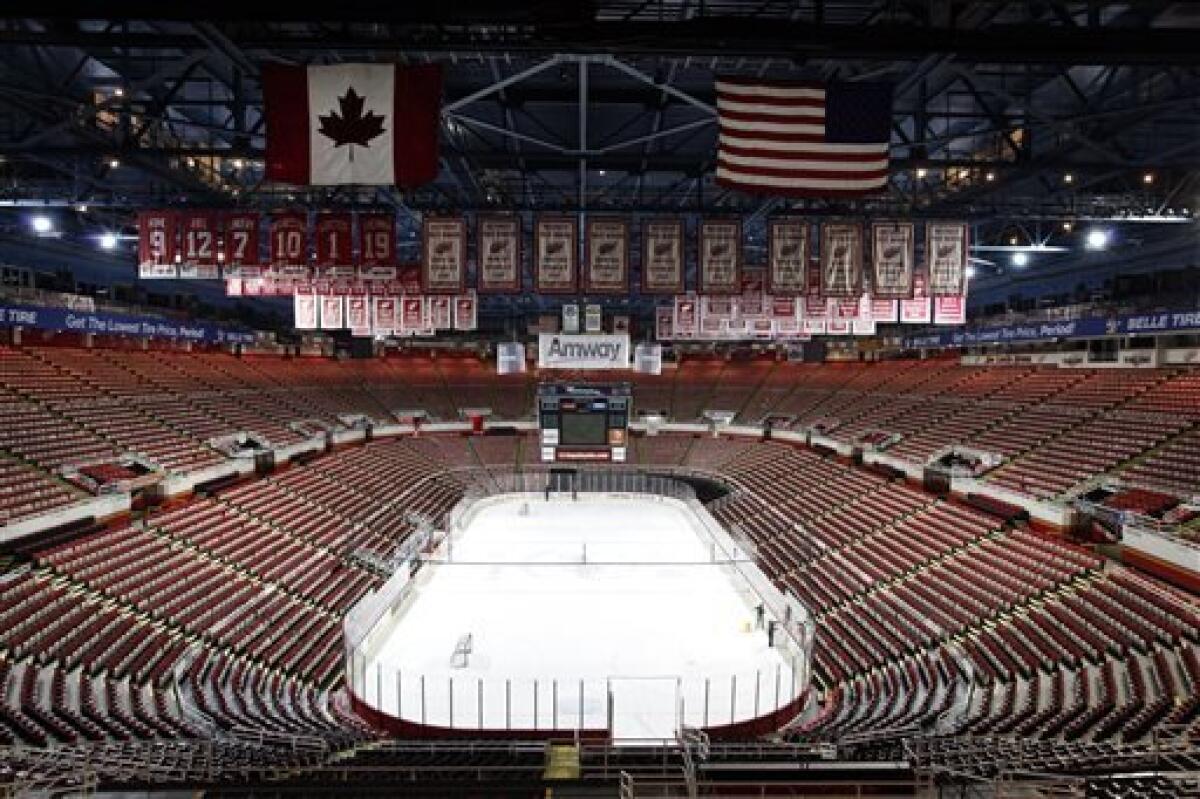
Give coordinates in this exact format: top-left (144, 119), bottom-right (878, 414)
top-left (715, 78), bottom-right (893, 197)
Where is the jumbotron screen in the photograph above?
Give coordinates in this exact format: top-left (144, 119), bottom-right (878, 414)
top-left (559, 409), bottom-right (610, 445)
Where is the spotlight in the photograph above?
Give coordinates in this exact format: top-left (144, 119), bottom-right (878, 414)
top-left (1011, 252), bottom-right (1028, 267)
top-left (31, 215), bottom-right (52, 234)
top-left (1008, 236), bottom-right (1018, 245)
top-left (231, 158), bottom-right (244, 169)
top-left (113, 87), bottom-right (124, 98)
top-left (1063, 173), bottom-right (1074, 184)
top-left (1143, 172), bottom-right (1154, 184)
top-left (598, 169), bottom-right (606, 176)
top-left (985, 171), bottom-right (995, 182)
top-left (916, 168), bottom-right (927, 179)
top-left (108, 158), bottom-right (120, 169)
top-left (965, 265), bottom-right (977, 279)
top-left (75, 203), bottom-right (88, 213)
top-left (99, 232), bottom-right (118, 250)
top-left (1085, 229), bottom-right (1110, 250)
top-left (1062, 221), bottom-right (1073, 232)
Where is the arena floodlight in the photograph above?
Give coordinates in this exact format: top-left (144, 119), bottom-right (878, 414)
top-left (30, 215), bottom-right (52, 234)
top-left (1085, 229), bottom-right (1110, 250)
top-left (965, 265), bottom-right (977, 280)
top-left (99, 232), bottom-right (119, 250)
top-left (1011, 252), bottom-right (1028, 267)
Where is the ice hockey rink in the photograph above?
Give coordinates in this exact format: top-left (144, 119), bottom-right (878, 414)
top-left (360, 493), bottom-right (804, 741)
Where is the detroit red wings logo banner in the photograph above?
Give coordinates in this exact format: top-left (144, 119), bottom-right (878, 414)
top-left (453, 292), bottom-right (478, 331)
top-left (820, 222), bottom-right (863, 297)
top-left (429, 296), bottom-right (453, 329)
top-left (535, 216), bottom-right (578, 294)
top-left (293, 291), bottom-right (318, 330)
top-left (372, 296), bottom-right (397, 335)
top-left (642, 219), bottom-right (684, 294)
top-left (138, 211), bottom-right (178, 279)
top-left (477, 216), bottom-right (521, 293)
top-left (178, 212), bottom-right (219, 279)
top-left (262, 63), bottom-right (442, 187)
top-left (900, 269), bottom-right (932, 324)
top-left (421, 217), bottom-right (466, 294)
top-left (870, 221), bottom-right (914, 299)
top-left (698, 219), bottom-right (741, 295)
top-left (584, 218), bottom-right (629, 294)
top-left (223, 212), bottom-right (260, 277)
top-left (346, 295), bottom-right (371, 337)
top-left (400, 296), bottom-right (428, 333)
top-left (319, 295), bottom-right (344, 329)
top-left (767, 218), bottom-right (807, 295)
top-left (926, 221), bottom-right (969, 296)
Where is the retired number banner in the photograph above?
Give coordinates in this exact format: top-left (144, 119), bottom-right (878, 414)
top-left (870, 222), bottom-right (915, 299)
top-left (927, 221), bottom-right (969, 296)
top-left (535, 216), bottom-right (578, 294)
top-left (138, 211), bottom-right (178, 279)
top-left (223, 212), bottom-right (261, 277)
top-left (698, 219), bottom-right (741, 295)
top-left (422, 217), bottom-right (467, 293)
top-left (314, 213), bottom-right (352, 267)
top-left (358, 214), bottom-right (395, 266)
top-left (767, 218), bottom-right (808, 295)
top-left (583, 218), bottom-right (629, 294)
top-left (641, 219), bottom-right (685, 294)
top-left (820, 222), bottom-right (863, 298)
top-left (477, 216), bottom-right (521, 293)
top-left (179, 212), bottom-right (219, 279)
top-left (270, 213), bottom-right (309, 267)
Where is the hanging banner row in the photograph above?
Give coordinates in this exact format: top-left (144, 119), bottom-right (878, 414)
top-left (292, 291), bottom-right (478, 337)
top-left (137, 211), bottom-right (969, 299)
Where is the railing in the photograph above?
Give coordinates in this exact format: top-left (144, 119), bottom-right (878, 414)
top-left (344, 467), bottom-right (815, 740)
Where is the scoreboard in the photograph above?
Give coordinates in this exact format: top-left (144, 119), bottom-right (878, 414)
top-left (538, 383), bottom-right (631, 463)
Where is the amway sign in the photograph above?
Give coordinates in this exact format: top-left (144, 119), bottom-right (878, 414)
top-left (538, 333), bottom-right (630, 370)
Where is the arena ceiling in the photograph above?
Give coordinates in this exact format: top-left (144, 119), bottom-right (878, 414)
top-left (0, 1), bottom-right (1197, 302)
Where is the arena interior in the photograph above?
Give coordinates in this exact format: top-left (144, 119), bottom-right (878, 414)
top-left (1, 3), bottom-right (1200, 798)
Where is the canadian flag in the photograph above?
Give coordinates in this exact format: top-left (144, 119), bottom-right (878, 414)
top-left (263, 63), bottom-right (442, 187)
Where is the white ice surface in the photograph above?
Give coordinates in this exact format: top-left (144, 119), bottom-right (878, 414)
top-left (362, 495), bottom-right (798, 741)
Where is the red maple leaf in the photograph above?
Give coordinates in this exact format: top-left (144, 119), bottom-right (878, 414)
top-left (317, 86), bottom-right (387, 149)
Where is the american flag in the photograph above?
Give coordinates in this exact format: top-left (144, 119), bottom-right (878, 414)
top-left (715, 78), bottom-right (893, 197)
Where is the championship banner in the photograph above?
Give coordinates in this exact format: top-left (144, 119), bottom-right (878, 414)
top-left (641, 218), bottom-right (685, 294)
top-left (400, 296), bottom-right (427, 333)
top-left (927, 221), bottom-right (969, 296)
top-left (537, 333), bottom-right (630, 370)
top-left (477, 216), bottom-right (521, 293)
top-left (358, 214), bottom-right (396, 266)
top-left (422, 216), bottom-right (467, 293)
top-left (655, 306), bottom-right (674, 340)
top-left (293, 291), bottom-right (318, 330)
top-left (453, 292), bottom-right (478, 331)
top-left (900, 270), bottom-right (933, 324)
top-left (319, 295), bottom-right (344, 329)
top-left (270, 213), bottom-right (309, 267)
top-left (702, 296), bottom-right (735, 337)
top-left (871, 298), bottom-right (899, 323)
top-left (429, 296), bottom-right (453, 329)
top-left (562, 303), bottom-right (580, 334)
top-left (827, 318), bottom-right (851, 335)
top-left (820, 222), bottom-right (863, 297)
top-left (372, 295), bottom-right (397, 335)
top-left (767, 218), bottom-right (808, 295)
top-left (583, 218), bottom-right (629, 294)
top-left (535, 216), bottom-right (578, 294)
top-left (674, 294), bottom-right (698, 338)
top-left (223, 212), bottom-right (261, 277)
top-left (137, 211), bottom-right (178, 279)
top-left (177, 212), bottom-right (219, 279)
top-left (870, 221), bottom-right (915, 299)
top-left (933, 292), bottom-right (967, 325)
top-left (313, 213), bottom-right (352, 268)
top-left (698, 219), bottom-right (741, 295)
top-left (346, 295), bottom-right (371, 336)
top-left (803, 317), bottom-right (828, 336)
